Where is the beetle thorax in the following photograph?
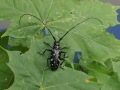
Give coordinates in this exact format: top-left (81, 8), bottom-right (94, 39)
top-left (53, 41), bottom-right (60, 49)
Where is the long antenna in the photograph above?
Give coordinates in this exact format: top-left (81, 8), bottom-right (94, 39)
top-left (19, 14), bottom-right (44, 25)
top-left (19, 14), bottom-right (56, 41)
top-left (45, 27), bottom-right (56, 41)
top-left (58, 17), bottom-right (103, 42)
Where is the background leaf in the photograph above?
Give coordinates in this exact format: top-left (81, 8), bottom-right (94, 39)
top-left (0, 31), bottom-right (14, 90)
top-left (0, 0), bottom-right (118, 38)
top-left (0, 0), bottom-right (119, 64)
top-left (0, 47), bottom-right (14, 90)
top-left (0, 0), bottom-right (120, 90)
top-left (7, 39), bottom-right (101, 90)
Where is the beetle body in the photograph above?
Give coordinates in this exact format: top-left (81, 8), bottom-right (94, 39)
top-left (50, 42), bottom-right (61, 70)
top-left (40, 41), bottom-right (67, 71)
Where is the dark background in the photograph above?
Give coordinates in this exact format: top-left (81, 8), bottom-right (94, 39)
top-left (100, 0), bottom-right (120, 6)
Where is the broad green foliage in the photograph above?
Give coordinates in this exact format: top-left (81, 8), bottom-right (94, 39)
top-left (80, 58), bottom-right (120, 90)
top-left (0, 0), bottom-right (120, 90)
top-left (0, 32), bottom-right (9, 49)
top-left (8, 37), bottom-right (31, 48)
top-left (0, 0), bottom-right (118, 38)
top-left (7, 40), bottom-right (101, 90)
top-left (0, 32), bottom-right (14, 89)
top-left (0, 47), bottom-right (14, 90)
top-left (89, 59), bottom-right (120, 90)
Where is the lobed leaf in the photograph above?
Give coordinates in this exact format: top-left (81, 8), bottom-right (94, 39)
top-left (0, 0), bottom-right (120, 90)
top-left (0, 47), bottom-right (14, 90)
top-left (7, 39), bottom-right (101, 90)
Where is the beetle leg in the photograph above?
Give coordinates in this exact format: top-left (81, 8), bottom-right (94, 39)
top-left (61, 47), bottom-right (69, 49)
top-left (59, 58), bottom-right (65, 70)
top-left (43, 42), bottom-right (53, 49)
top-left (61, 51), bottom-right (68, 58)
top-left (60, 59), bottom-right (65, 65)
top-left (38, 49), bottom-right (51, 55)
top-left (44, 58), bottom-right (50, 71)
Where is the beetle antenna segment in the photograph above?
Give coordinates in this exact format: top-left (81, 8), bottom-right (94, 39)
top-left (19, 14), bottom-right (56, 41)
top-left (19, 14), bottom-right (44, 25)
top-left (45, 27), bottom-right (56, 41)
top-left (58, 17), bottom-right (103, 42)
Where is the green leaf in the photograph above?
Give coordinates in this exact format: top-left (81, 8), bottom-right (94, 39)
top-left (0, 0), bottom-right (118, 38)
top-left (0, 0), bottom-right (120, 63)
top-left (0, 31), bottom-right (9, 49)
top-left (82, 59), bottom-right (120, 90)
top-left (0, 0), bottom-right (120, 89)
top-left (0, 47), bottom-right (14, 90)
top-left (8, 37), bottom-right (32, 48)
top-left (112, 59), bottom-right (120, 82)
top-left (64, 28), bottom-right (120, 64)
top-left (7, 39), bottom-right (101, 90)
top-left (8, 37), bottom-right (30, 53)
top-left (0, 0), bottom-right (33, 20)
top-left (87, 61), bottom-right (113, 75)
top-left (0, 32), bottom-right (14, 89)
top-left (89, 70), bottom-right (120, 90)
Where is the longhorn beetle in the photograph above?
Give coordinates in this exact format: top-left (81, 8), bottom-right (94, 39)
top-left (19, 14), bottom-right (103, 71)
